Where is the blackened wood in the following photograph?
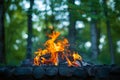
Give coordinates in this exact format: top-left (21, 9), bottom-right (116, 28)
top-left (109, 65), bottom-right (120, 80)
top-left (84, 65), bottom-right (95, 76)
top-left (33, 66), bottom-right (45, 79)
top-left (94, 65), bottom-right (110, 78)
top-left (13, 67), bottom-right (33, 80)
top-left (44, 66), bottom-right (58, 76)
top-left (110, 66), bottom-right (120, 74)
top-left (4, 67), bottom-right (14, 78)
top-left (0, 65), bottom-right (120, 80)
top-left (59, 66), bottom-right (75, 77)
top-left (0, 67), bottom-right (6, 76)
top-left (73, 67), bottom-right (88, 78)
top-left (13, 67), bottom-right (32, 76)
top-left (0, 67), bottom-right (15, 80)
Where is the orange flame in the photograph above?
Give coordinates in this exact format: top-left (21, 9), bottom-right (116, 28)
top-left (34, 31), bottom-right (82, 67)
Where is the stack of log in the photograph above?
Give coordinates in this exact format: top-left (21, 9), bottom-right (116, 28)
top-left (0, 65), bottom-right (120, 80)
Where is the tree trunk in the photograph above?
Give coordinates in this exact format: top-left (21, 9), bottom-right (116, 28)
top-left (90, 17), bottom-right (99, 60)
top-left (26, 0), bottom-right (34, 59)
top-left (89, 1), bottom-right (100, 60)
top-left (103, 0), bottom-right (115, 64)
top-left (68, 0), bottom-right (76, 51)
top-left (0, 0), bottom-right (5, 64)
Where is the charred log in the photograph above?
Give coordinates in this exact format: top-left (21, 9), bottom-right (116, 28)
top-left (0, 65), bottom-right (120, 80)
top-left (33, 66), bottom-right (45, 79)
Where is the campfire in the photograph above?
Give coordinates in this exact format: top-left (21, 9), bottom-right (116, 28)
top-left (34, 31), bottom-right (82, 67)
top-left (1, 32), bottom-right (120, 80)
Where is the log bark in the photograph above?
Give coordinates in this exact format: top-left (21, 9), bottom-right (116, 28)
top-left (26, 0), bottom-right (34, 59)
top-left (33, 66), bottom-right (45, 79)
top-left (44, 66), bottom-right (58, 76)
top-left (59, 66), bottom-right (75, 77)
top-left (0, 65), bottom-right (120, 80)
top-left (103, 0), bottom-right (115, 64)
top-left (68, 0), bottom-right (76, 51)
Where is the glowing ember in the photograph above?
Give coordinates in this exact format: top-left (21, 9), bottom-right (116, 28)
top-left (34, 31), bottom-right (82, 67)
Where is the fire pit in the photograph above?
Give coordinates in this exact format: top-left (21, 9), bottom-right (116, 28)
top-left (0, 31), bottom-right (120, 80)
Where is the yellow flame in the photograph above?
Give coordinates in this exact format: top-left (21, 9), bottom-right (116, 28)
top-left (34, 31), bottom-right (82, 67)
top-left (73, 52), bottom-right (82, 61)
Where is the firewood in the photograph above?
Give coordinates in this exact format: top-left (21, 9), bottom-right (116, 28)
top-left (110, 65), bottom-right (120, 74)
top-left (93, 65), bottom-right (110, 78)
top-left (44, 66), bottom-right (58, 76)
top-left (73, 67), bottom-right (88, 78)
top-left (0, 65), bottom-right (120, 80)
top-left (59, 66), bottom-right (75, 77)
top-left (33, 66), bottom-right (45, 79)
top-left (13, 67), bottom-right (32, 76)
